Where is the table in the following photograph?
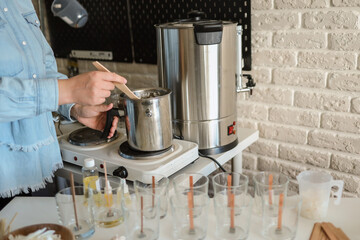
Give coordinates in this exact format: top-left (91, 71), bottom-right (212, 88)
top-left (1, 197), bottom-right (359, 240)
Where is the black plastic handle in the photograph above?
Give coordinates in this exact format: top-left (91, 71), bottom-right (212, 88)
top-left (101, 108), bottom-right (121, 139)
top-left (187, 10), bottom-right (205, 20)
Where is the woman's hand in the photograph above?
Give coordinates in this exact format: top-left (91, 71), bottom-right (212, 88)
top-left (58, 71), bottom-right (127, 106)
top-left (71, 103), bottom-right (119, 138)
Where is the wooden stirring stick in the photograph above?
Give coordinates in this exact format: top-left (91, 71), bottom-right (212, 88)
top-left (227, 174), bottom-right (235, 233)
top-left (189, 176), bottom-right (194, 207)
top-left (310, 223), bottom-right (322, 240)
top-left (152, 176), bottom-right (155, 207)
top-left (103, 162), bottom-right (113, 217)
top-left (310, 222), bottom-right (350, 240)
top-left (276, 193), bottom-right (284, 232)
top-left (103, 162), bottom-right (110, 205)
top-left (334, 227), bottom-right (350, 240)
top-left (227, 174), bottom-right (232, 207)
top-left (269, 174), bottom-right (273, 205)
top-left (187, 175), bottom-right (195, 234)
top-left (92, 61), bottom-right (139, 100)
top-left (321, 222), bottom-right (340, 240)
top-left (187, 191), bottom-right (195, 234)
top-left (229, 193), bottom-right (235, 233)
top-left (70, 173), bottom-right (80, 230)
top-left (189, 176), bottom-right (194, 194)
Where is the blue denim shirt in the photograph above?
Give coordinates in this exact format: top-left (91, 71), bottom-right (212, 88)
top-left (0, 0), bottom-right (72, 197)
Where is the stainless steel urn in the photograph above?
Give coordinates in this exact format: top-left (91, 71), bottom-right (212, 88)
top-left (156, 13), bottom-right (242, 154)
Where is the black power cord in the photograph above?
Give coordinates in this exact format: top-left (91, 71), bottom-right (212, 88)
top-left (198, 152), bottom-right (227, 172)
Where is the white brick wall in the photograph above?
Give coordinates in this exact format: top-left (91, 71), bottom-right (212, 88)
top-left (352, 98), bottom-right (360, 114)
top-left (274, 0), bottom-right (328, 9)
top-left (242, 0), bottom-right (360, 197)
top-left (298, 51), bottom-right (357, 70)
top-left (303, 10), bottom-right (359, 29)
top-left (328, 72), bottom-right (360, 92)
top-left (273, 69), bottom-right (326, 88)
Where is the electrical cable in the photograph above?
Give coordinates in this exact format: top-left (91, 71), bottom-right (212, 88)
top-left (198, 152), bottom-right (227, 172)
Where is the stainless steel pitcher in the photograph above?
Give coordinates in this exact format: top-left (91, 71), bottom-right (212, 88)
top-left (156, 13), bottom-right (243, 154)
top-left (121, 88), bottom-right (172, 152)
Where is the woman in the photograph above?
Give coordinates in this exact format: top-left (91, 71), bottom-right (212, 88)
top-left (0, 0), bottom-right (125, 199)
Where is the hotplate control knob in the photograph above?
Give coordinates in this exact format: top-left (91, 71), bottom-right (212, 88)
top-left (113, 166), bottom-right (128, 178)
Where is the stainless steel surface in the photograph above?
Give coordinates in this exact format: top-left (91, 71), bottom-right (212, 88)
top-left (121, 88), bottom-right (173, 152)
top-left (156, 19), bottom-right (238, 152)
top-left (236, 25), bottom-right (243, 92)
top-left (172, 115), bottom-right (237, 149)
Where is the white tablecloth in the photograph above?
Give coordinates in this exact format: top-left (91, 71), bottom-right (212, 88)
top-left (1, 197), bottom-right (360, 239)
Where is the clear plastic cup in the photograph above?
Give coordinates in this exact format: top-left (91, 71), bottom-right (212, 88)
top-left (172, 173), bottom-right (209, 196)
top-left (212, 172), bottom-right (249, 196)
top-left (134, 174), bottom-right (169, 219)
top-left (55, 186), bottom-right (95, 239)
top-left (253, 172), bottom-right (289, 216)
top-left (262, 194), bottom-right (301, 240)
top-left (170, 191), bottom-right (209, 240)
top-left (212, 172), bottom-right (252, 240)
top-left (297, 170), bottom-right (343, 220)
top-left (214, 195), bottom-right (253, 240)
top-left (122, 193), bottom-right (160, 240)
top-left (92, 176), bottom-right (124, 228)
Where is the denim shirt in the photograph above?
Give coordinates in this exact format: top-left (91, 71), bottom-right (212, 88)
top-left (0, 0), bottom-right (72, 197)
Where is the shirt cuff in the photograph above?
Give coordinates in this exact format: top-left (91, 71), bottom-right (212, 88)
top-left (37, 77), bottom-right (58, 115)
top-left (58, 103), bottom-right (76, 122)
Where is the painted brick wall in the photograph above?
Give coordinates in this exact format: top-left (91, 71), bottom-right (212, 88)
top-left (241, 0), bottom-right (360, 197)
top-left (33, 0), bottom-right (360, 197)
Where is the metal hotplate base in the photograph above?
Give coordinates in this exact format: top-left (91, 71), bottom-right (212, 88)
top-left (58, 128), bottom-right (199, 182)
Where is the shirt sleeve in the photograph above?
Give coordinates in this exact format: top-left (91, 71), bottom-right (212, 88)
top-left (0, 76), bottom-right (59, 122)
top-left (42, 32), bottom-right (76, 122)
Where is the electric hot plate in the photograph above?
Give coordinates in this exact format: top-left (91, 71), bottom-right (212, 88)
top-left (68, 127), bottom-right (118, 146)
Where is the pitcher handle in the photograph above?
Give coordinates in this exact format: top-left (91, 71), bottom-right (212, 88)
top-left (331, 180), bottom-right (344, 205)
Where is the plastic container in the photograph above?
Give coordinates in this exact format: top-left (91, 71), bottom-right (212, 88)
top-left (82, 158), bottom-right (99, 197)
top-left (51, 0), bottom-right (88, 28)
top-left (297, 170), bottom-right (344, 220)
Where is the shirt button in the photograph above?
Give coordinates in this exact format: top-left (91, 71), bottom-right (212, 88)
top-left (32, 74), bottom-right (37, 79)
top-left (4, 8), bottom-right (8, 12)
top-left (22, 41), bottom-right (27, 45)
top-left (35, 20), bottom-right (39, 24)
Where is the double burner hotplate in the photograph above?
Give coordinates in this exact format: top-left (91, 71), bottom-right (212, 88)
top-left (58, 127), bottom-right (199, 181)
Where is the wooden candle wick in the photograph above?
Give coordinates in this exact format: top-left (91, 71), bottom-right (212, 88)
top-left (269, 174), bottom-right (273, 205)
top-left (152, 176), bottom-right (155, 207)
top-left (277, 193), bottom-right (284, 232)
top-left (189, 175), bottom-right (194, 207)
top-left (227, 174), bottom-right (232, 207)
top-left (70, 173), bottom-right (79, 230)
top-left (230, 193), bottom-right (235, 233)
top-left (187, 191), bottom-right (195, 234)
top-left (103, 162), bottom-right (112, 215)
